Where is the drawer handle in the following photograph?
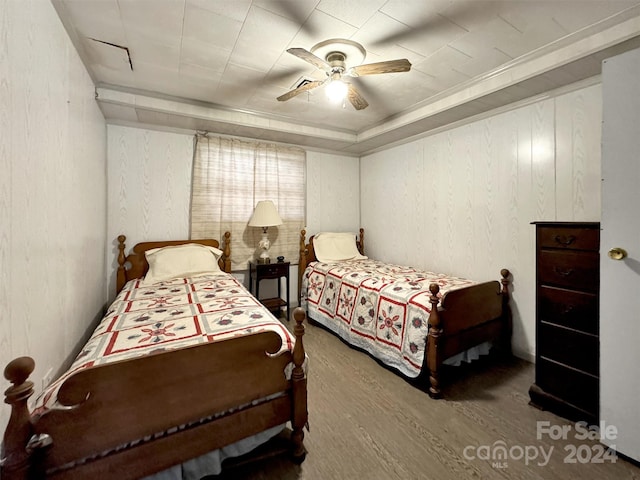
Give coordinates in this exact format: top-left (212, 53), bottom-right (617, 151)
top-left (561, 305), bottom-right (575, 315)
top-left (554, 234), bottom-right (576, 246)
top-left (553, 266), bottom-right (574, 277)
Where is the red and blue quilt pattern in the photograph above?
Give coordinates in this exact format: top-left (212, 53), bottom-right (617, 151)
top-left (302, 260), bottom-right (474, 378)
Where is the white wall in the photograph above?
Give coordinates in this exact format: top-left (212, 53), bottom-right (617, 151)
top-left (361, 83), bottom-right (602, 361)
top-left (306, 150), bottom-right (360, 233)
top-left (0, 0), bottom-right (107, 432)
top-left (106, 127), bottom-right (361, 304)
top-left (106, 125), bottom-right (194, 297)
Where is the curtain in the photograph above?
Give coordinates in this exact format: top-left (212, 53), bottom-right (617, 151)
top-left (190, 135), bottom-right (305, 270)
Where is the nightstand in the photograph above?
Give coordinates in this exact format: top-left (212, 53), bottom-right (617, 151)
top-left (249, 260), bottom-right (290, 320)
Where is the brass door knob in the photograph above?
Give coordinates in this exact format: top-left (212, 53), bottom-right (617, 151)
top-left (608, 247), bottom-right (627, 260)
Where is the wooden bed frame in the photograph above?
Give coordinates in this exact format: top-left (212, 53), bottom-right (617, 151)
top-left (298, 228), bottom-right (511, 398)
top-left (2, 234), bottom-right (308, 480)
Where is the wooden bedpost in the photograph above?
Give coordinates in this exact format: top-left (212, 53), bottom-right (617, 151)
top-left (426, 283), bottom-right (443, 399)
top-left (222, 231), bottom-right (232, 273)
top-left (290, 307), bottom-right (308, 462)
top-left (116, 235), bottom-right (127, 294)
top-left (2, 357), bottom-right (35, 480)
top-left (298, 230), bottom-right (308, 306)
top-left (357, 228), bottom-right (365, 255)
top-left (499, 268), bottom-right (513, 356)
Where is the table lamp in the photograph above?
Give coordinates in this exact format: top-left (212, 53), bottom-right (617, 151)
top-left (248, 200), bottom-right (283, 263)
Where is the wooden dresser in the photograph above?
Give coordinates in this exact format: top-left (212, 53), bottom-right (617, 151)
top-left (529, 221), bottom-right (600, 425)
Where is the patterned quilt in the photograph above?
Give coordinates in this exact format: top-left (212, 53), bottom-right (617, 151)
top-left (35, 273), bottom-right (294, 414)
top-left (301, 259), bottom-right (475, 378)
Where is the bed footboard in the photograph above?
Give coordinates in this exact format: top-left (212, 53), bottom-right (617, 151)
top-left (2, 309), bottom-right (308, 480)
top-left (426, 269), bottom-right (511, 398)
top-left (2, 357), bottom-right (36, 480)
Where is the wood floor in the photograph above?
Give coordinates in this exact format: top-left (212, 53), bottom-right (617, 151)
top-left (210, 318), bottom-right (640, 480)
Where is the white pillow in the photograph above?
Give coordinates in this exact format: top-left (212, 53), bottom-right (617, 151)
top-left (313, 232), bottom-right (367, 263)
top-left (143, 243), bottom-right (223, 284)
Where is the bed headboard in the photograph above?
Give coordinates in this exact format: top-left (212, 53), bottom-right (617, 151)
top-left (297, 228), bottom-right (364, 302)
top-left (116, 232), bottom-right (232, 293)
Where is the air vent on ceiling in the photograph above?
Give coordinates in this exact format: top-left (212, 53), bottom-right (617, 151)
top-left (292, 76), bottom-right (316, 90)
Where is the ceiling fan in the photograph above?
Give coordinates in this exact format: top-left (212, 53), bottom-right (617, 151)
top-left (276, 39), bottom-right (411, 110)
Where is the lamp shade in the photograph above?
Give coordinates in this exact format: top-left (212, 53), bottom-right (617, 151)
top-left (248, 200), bottom-right (283, 227)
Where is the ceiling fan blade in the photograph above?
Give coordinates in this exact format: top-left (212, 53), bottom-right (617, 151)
top-left (347, 84), bottom-right (368, 110)
top-left (276, 80), bottom-right (325, 102)
top-left (287, 48), bottom-right (330, 71)
top-left (350, 76), bottom-right (392, 113)
top-left (348, 59), bottom-right (411, 77)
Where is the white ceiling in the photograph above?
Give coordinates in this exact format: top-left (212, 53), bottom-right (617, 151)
top-left (53, 0), bottom-right (640, 154)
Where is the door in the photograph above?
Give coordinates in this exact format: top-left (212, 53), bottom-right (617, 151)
top-left (600, 47), bottom-right (640, 461)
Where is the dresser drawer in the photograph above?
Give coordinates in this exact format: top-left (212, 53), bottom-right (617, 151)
top-left (539, 286), bottom-right (598, 335)
top-left (531, 222), bottom-right (600, 423)
top-left (538, 323), bottom-right (599, 376)
top-left (538, 250), bottom-right (599, 292)
top-left (538, 226), bottom-right (599, 251)
top-left (258, 263), bottom-right (289, 278)
top-left (537, 358), bottom-right (598, 415)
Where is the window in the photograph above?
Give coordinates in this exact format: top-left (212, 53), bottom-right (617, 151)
top-left (190, 135), bottom-right (305, 269)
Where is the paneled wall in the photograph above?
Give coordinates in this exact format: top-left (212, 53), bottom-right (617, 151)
top-left (306, 150), bottom-right (360, 233)
top-left (106, 126), bottom-right (194, 296)
top-left (106, 127), bottom-right (360, 302)
top-left (361, 83), bottom-right (602, 360)
top-left (0, 0), bottom-right (107, 432)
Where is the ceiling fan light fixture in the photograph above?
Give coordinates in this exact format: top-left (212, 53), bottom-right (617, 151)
top-left (278, 38), bottom-right (409, 110)
top-left (326, 79), bottom-right (348, 103)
